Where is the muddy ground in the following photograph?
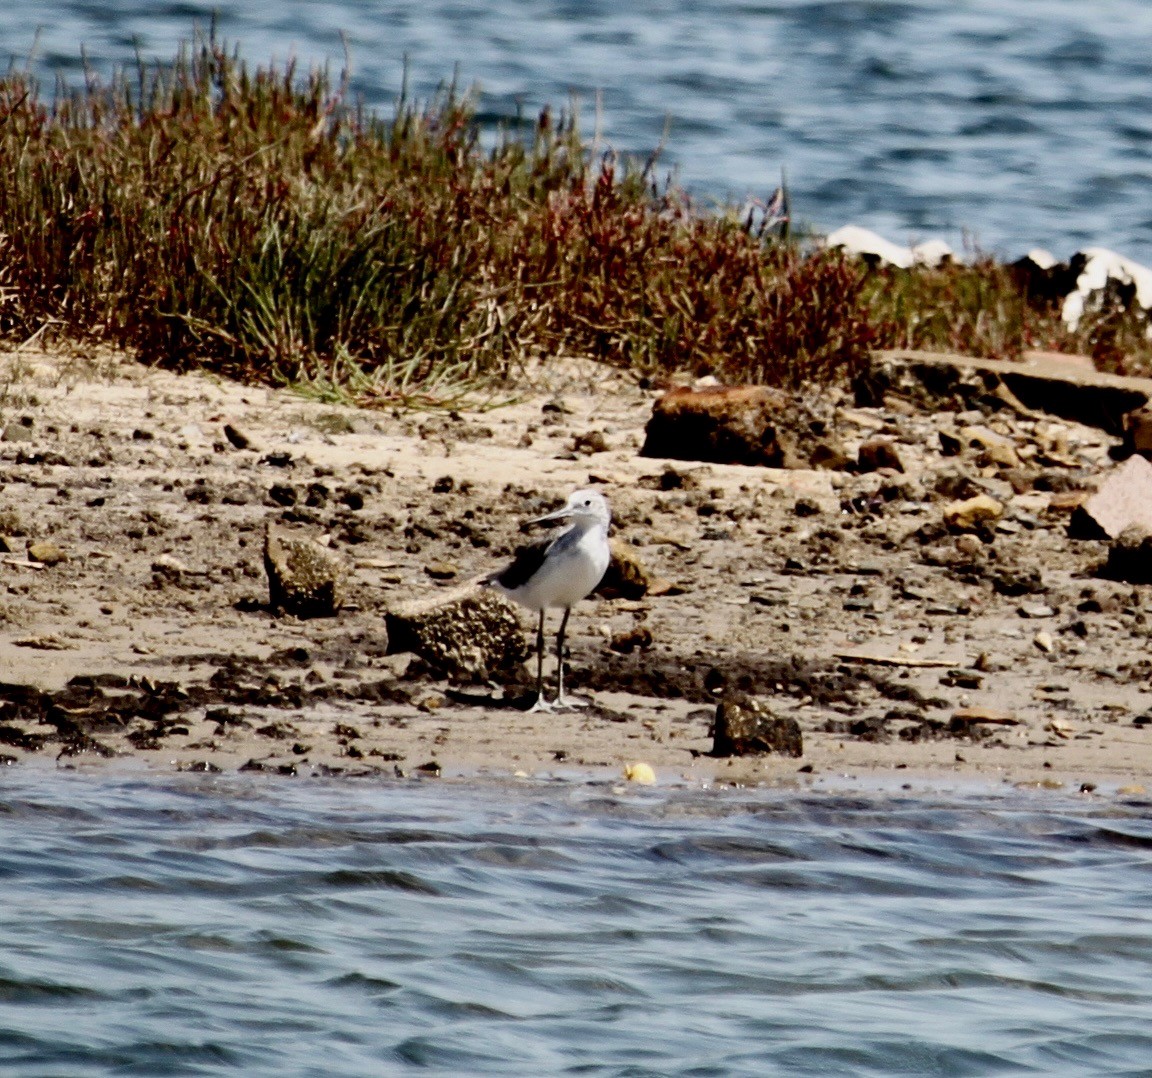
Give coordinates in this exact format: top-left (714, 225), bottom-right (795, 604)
top-left (0, 344), bottom-right (1149, 795)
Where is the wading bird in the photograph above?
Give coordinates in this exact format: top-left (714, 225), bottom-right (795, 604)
top-left (484, 489), bottom-right (611, 711)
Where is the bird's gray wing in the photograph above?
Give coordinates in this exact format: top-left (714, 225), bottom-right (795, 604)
top-left (485, 536), bottom-right (554, 591)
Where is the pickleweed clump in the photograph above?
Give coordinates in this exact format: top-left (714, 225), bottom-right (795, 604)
top-left (0, 32), bottom-right (1149, 405)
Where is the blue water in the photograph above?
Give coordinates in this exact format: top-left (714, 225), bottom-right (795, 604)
top-left (2, 1), bottom-right (1152, 263)
top-left (3, 770), bottom-right (1152, 1074)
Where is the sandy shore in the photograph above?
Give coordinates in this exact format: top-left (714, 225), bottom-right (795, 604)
top-left (0, 345), bottom-right (1148, 796)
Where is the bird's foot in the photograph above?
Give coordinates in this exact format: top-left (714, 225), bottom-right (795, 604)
top-left (554, 693), bottom-right (589, 710)
top-left (525, 695), bottom-right (556, 714)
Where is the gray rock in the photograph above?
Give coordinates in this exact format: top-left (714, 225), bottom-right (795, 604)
top-left (264, 523), bottom-right (347, 617)
top-left (2, 422), bottom-right (34, 443)
top-left (385, 586), bottom-right (529, 681)
top-left (712, 694), bottom-right (803, 758)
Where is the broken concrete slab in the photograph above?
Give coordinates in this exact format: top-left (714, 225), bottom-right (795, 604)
top-left (875, 349), bottom-right (1152, 435)
top-left (1075, 455), bottom-right (1152, 540)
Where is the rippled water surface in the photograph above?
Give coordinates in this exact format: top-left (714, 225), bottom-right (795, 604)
top-left (3, 1), bottom-right (1152, 261)
top-left (2, 771), bottom-right (1152, 1074)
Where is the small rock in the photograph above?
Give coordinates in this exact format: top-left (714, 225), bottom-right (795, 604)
top-left (712, 694), bottom-right (803, 758)
top-left (595, 539), bottom-right (651, 600)
top-left (1, 422), bottom-right (35, 443)
top-left (1104, 524), bottom-right (1152, 584)
top-left (572, 431), bottom-right (609, 455)
top-left (943, 493), bottom-right (1004, 532)
top-left (950, 707), bottom-right (1019, 729)
top-left (27, 541), bottom-right (66, 566)
top-left (960, 425), bottom-right (1020, 468)
top-left (223, 423), bottom-right (254, 450)
top-left (1034, 630), bottom-right (1056, 653)
top-left (384, 585), bottom-right (529, 680)
top-left (424, 561), bottom-right (458, 581)
top-left (608, 625), bottom-right (654, 653)
top-left (856, 438), bottom-right (905, 474)
top-left (152, 553), bottom-right (192, 574)
top-left (264, 523), bottom-right (347, 618)
top-left (1018, 603), bottom-right (1057, 618)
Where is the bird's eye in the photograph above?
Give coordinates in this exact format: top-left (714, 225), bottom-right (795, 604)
top-left (583, 499), bottom-right (591, 506)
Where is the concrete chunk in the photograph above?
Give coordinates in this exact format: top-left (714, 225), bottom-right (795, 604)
top-left (1079, 456), bottom-right (1152, 540)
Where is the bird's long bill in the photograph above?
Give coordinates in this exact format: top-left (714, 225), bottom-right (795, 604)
top-left (527, 506), bottom-right (572, 526)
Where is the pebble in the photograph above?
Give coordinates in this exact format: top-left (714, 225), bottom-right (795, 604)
top-left (27, 540), bottom-right (67, 565)
top-left (1034, 630), bottom-right (1056, 653)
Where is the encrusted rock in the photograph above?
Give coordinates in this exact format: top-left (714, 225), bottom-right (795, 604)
top-left (640, 385), bottom-right (801, 468)
top-left (1104, 524), bottom-right (1152, 584)
top-left (596, 538), bottom-right (651, 600)
top-left (712, 694), bottom-right (803, 758)
top-left (942, 493), bottom-right (1003, 532)
top-left (264, 522), bottom-right (347, 618)
top-left (384, 586), bottom-right (529, 681)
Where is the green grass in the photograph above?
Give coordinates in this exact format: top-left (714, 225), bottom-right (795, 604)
top-left (0, 33), bottom-right (1149, 406)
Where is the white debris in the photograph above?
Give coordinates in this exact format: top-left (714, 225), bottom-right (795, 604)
top-left (1061, 246), bottom-right (1152, 328)
top-left (911, 239), bottom-right (954, 267)
top-left (825, 225), bottom-right (915, 269)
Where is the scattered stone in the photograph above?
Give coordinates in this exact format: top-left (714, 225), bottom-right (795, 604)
top-left (424, 561), bottom-right (458, 581)
top-left (1018, 603), bottom-right (1057, 618)
top-left (640, 385), bottom-right (799, 467)
top-left (856, 438), bottom-right (905, 474)
top-left (595, 539), bottom-right (652, 600)
top-left (1, 422), bottom-right (35, 443)
top-left (949, 707), bottom-right (1020, 736)
top-left (960, 425), bottom-right (1019, 468)
top-left (152, 553), bottom-right (193, 575)
top-left (712, 694), bottom-right (803, 758)
top-left (943, 494), bottom-right (1003, 532)
top-left (264, 522), bottom-right (347, 618)
top-left (1076, 456), bottom-right (1152, 540)
top-left (572, 431), bottom-right (609, 454)
top-left (385, 585), bottom-right (529, 681)
top-left (1034, 630), bottom-right (1056, 653)
top-left (1103, 524), bottom-right (1152, 584)
top-left (608, 625), bottom-right (654, 654)
top-left (26, 541), bottom-right (67, 566)
top-left (223, 423), bottom-right (254, 450)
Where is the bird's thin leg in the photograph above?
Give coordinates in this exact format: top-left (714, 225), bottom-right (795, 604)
top-left (526, 610), bottom-right (554, 713)
top-left (554, 607), bottom-right (588, 709)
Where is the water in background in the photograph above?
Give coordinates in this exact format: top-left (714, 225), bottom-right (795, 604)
top-left (1, 770), bottom-right (1152, 1075)
top-left (2, 0), bottom-right (1152, 263)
